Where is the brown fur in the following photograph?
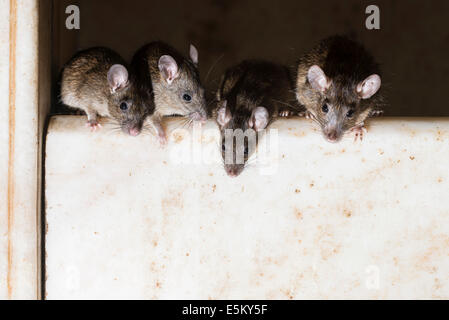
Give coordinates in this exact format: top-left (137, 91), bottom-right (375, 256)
top-left (296, 36), bottom-right (384, 141)
top-left (130, 41), bottom-right (207, 142)
top-left (215, 60), bottom-right (299, 176)
top-left (61, 47), bottom-right (148, 134)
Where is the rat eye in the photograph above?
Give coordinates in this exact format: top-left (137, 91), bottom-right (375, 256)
top-left (120, 102), bottom-right (128, 111)
top-left (183, 94), bottom-right (192, 102)
top-left (346, 109), bottom-right (355, 118)
top-left (322, 104), bottom-right (329, 113)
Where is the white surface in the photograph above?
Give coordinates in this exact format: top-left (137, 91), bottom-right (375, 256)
top-left (45, 116), bottom-right (449, 299)
top-left (0, 0), bottom-right (40, 300)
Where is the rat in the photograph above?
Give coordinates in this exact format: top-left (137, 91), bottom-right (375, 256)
top-left (60, 47), bottom-right (148, 136)
top-left (215, 60), bottom-right (300, 177)
top-left (130, 41), bottom-right (207, 144)
top-left (296, 35), bottom-right (384, 143)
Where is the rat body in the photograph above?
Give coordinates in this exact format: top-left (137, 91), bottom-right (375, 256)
top-left (61, 47), bottom-right (147, 136)
top-left (130, 41), bottom-right (207, 144)
top-left (296, 36), bottom-right (383, 143)
top-left (215, 60), bottom-right (299, 177)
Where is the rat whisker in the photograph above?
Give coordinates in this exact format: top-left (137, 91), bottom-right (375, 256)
top-left (205, 54), bottom-right (224, 83)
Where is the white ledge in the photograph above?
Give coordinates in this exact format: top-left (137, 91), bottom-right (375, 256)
top-left (45, 116), bottom-right (449, 299)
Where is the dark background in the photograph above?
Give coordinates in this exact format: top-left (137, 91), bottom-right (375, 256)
top-left (52, 0), bottom-right (449, 116)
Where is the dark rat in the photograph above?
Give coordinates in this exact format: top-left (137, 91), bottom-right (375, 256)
top-left (61, 47), bottom-right (147, 136)
top-left (215, 60), bottom-right (299, 177)
top-left (296, 35), bottom-right (384, 143)
top-left (130, 41), bottom-right (207, 144)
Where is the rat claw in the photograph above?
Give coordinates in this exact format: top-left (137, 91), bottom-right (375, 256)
top-left (279, 110), bottom-right (293, 117)
top-left (370, 110), bottom-right (384, 117)
top-left (300, 110), bottom-right (314, 120)
top-left (86, 120), bottom-right (101, 132)
top-left (157, 132), bottom-right (168, 147)
top-left (351, 125), bottom-right (367, 142)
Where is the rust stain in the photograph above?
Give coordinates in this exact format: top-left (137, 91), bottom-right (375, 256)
top-left (7, 0), bottom-right (17, 300)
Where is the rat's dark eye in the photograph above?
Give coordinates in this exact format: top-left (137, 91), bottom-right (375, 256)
top-left (183, 94), bottom-right (192, 102)
top-left (322, 104), bottom-right (329, 113)
top-left (346, 109), bottom-right (355, 118)
top-left (120, 102), bottom-right (128, 111)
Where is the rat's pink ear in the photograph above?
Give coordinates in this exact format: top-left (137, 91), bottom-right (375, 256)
top-left (217, 100), bottom-right (231, 127)
top-left (107, 64), bottom-right (129, 93)
top-left (189, 44), bottom-right (199, 65)
top-left (357, 74), bottom-right (381, 99)
top-left (249, 106), bottom-right (269, 131)
top-left (307, 65), bottom-right (329, 93)
top-left (158, 55), bottom-right (179, 85)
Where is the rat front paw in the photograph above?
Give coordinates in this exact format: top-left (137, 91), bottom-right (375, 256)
top-left (370, 110), bottom-right (384, 117)
top-left (298, 110), bottom-right (314, 120)
top-left (351, 125), bottom-right (367, 142)
top-left (85, 120), bottom-right (102, 132)
top-left (279, 110), bottom-right (294, 117)
top-left (157, 131), bottom-right (168, 146)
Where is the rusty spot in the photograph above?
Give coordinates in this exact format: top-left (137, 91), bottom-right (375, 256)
top-left (438, 178), bottom-right (443, 183)
top-left (7, 0), bottom-right (17, 299)
top-left (309, 182), bottom-right (314, 188)
top-left (152, 240), bottom-right (158, 247)
top-left (173, 132), bottom-right (184, 144)
top-left (212, 185), bottom-right (216, 192)
top-left (186, 253), bottom-right (190, 257)
top-left (409, 156), bottom-right (415, 160)
top-left (344, 209), bottom-right (352, 218)
top-left (295, 189), bottom-right (300, 194)
top-left (294, 208), bottom-right (303, 220)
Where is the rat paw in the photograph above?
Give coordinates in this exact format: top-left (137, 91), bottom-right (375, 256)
top-left (298, 110), bottom-right (314, 120)
top-left (279, 110), bottom-right (294, 117)
top-left (85, 120), bottom-right (102, 132)
top-left (351, 125), bottom-right (367, 142)
top-left (370, 110), bottom-right (384, 117)
top-left (157, 132), bottom-right (168, 146)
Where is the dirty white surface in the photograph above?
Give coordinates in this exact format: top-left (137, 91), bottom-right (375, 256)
top-left (45, 116), bottom-right (449, 299)
top-left (0, 0), bottom-right (40, 300)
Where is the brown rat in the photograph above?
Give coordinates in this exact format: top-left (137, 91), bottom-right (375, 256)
top-left (215, 60), bottom-right (300, 177)
top-left (130, 41), bottom-right (207, 144)
top-left (296, 35), bottom-right (384, 143)
top-left (61, 47), bottom-right (148, 136)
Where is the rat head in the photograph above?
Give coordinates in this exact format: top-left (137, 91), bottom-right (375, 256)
top-left (216, 100), bottom-right (269, 177)
top-left (107, 64), bottom-right (147, 136)
top-left (156, 45), bottom-right (207, 122)
top-left (307, 65), bottom-right (381, 143)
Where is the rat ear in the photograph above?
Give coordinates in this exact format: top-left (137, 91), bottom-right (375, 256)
top-left (307, 65), bottom-right (329, 93)
top-left (158, 55), bottom-right (179, 85)
top-left (107, 64), bottom-right (129, 93)
top-left (189, 44), bottom-right (199, 65)
top-left (249, 106), bottom-right (269, 131)
top-left (217, 100), bottom-right (231, 127)
top-left (357, 74), bottom-right (381, 99)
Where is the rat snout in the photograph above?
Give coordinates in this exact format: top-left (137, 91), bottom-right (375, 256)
top-left (129, 127), bottom-right (140, 136)
top-left (123, 122), bottom-right (142, 137)
top-left (323, 127), bottom-right (341, 143)
top-left (190, 110), bottom-right (207, 123)
top-left (225, 164), bottom-right (244, 178)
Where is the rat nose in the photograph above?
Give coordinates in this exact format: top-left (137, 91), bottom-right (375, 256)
top-left (325, 130), bottom-right (339, 143)
top-left (129, 127), bottom-right (140, 136)
top-left (191, 110), bottom-right (207, 123)
top-left (226, 166), bottom-right (241, 178)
